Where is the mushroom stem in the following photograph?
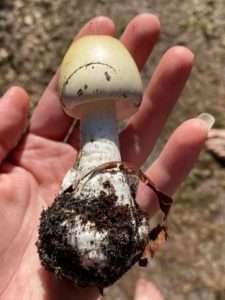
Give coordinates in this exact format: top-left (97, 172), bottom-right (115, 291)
top-left (61, 99), bottom-right (136, 210)
top-left (57, 101), bottom-right (147, 271)
top-left (61, 101), bottom-right (123, 192)
top-left (79, 101), bottom-right (121, 176)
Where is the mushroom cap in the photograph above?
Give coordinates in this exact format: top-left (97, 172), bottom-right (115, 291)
top-left (58, 35), bottom-right (143, 120)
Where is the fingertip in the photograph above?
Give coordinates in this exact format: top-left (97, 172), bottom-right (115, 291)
top-left (190, 118), bottom-right (210, 137)
top-left (141, 12), bottom-right (160, 27)
top-left (169, 46), bottom-right (194, 60)
top-left (129, 13), bottom-right (161, 38)
top-left (3, 86), bottom-right (29, 113)
top-left (90, 16), bottom-right (115, 35)
top-left (135, 278), bottom-right (164, 300)
top-left (120, 13), bottom-right (161, 70)
top-left (76, 16), bottom-right (115, 38)
top-left (146, 46), bottom-right (194, 104)
top-left (4, 86), bottom-right (29, 100)
top-left (174, 118), bottom-right (209, 148)
top-left (163, 46), bottom-right (194, 71)
top-left (136, 278), bottom-right (151, 290)
top-left (0, 86), bottom-right (30, 162)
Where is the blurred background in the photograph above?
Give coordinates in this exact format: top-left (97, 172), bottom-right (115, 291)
top-left (0, 0), bottom-right (224, 299)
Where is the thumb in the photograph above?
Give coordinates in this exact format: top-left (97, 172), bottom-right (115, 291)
top-left (0, 86), bottom-right (29, 163)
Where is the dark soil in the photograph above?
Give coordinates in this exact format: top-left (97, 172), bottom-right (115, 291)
top-left (37, 182), bottom-right (148, 290)
top-left (1, 1), bottom-right (225, 299)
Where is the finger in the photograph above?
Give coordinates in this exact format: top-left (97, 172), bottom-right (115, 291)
top-left (0, 87), bottom-right (29, 163)
top-left (120, 46), bottom-right (194, 166)
top-left (120, 13), bottom-right (160, 70)
top-left (134, 278), bottom-right (164, 300)
top-left (75, 16), bottom-right (115, 39)
top-left (137, 118), bottom-right (211, 214)
top-left (30, 16), bottom-right (115, 141)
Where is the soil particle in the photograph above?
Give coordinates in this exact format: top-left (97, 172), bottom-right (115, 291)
top-left (104, 71), bottom-right (111, 81)
top-left (77, 88), bottom-right (83, 96)
top-left (138, 258), bottom-right (148, 267)
top-left (103, 180), bottom-right (111, 189)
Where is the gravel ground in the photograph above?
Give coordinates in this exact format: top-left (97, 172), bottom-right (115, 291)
top-left (0, 0), bottom-right (225, 299)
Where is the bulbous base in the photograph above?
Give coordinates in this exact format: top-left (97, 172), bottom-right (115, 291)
top-left (37, 187), bottom-right (149, 289)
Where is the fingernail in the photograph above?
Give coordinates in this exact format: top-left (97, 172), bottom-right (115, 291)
top-left (197, 113), bottom-right (215, 131)
top-left (3, 87), bottom-right (16, 98)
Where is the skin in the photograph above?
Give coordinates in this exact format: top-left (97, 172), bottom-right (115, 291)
top-left (0, 14), bottom-right (209, 300)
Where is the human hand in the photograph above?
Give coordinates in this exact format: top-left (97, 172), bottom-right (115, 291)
top-left (0, 14), bottom-right (211, 300)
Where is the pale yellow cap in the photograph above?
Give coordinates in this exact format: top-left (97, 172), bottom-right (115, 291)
top-left (58, 35), bottom-right (143, 120)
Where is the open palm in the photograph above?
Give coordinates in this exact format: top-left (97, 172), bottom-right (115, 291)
top-left (0, 15), bottom-right (209, 300)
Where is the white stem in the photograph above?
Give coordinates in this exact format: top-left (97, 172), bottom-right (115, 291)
top-left (61, 101), bottom-right (133, 207)
top-left (61, 101), bottom-right (121, 191)
top-left (78, 101), bottom-right (121, 176)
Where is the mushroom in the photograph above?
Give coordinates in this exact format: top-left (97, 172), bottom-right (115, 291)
top-left (37, 35), bottom-right (172, 291)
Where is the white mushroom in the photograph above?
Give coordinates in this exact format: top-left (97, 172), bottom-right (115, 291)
top-left (37, 35), bottom-right (152, 290)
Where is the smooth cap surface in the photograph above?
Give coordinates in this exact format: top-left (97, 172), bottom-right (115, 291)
top-left (59, 35), bottom-right (143, 120)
